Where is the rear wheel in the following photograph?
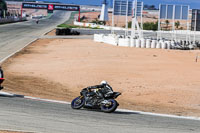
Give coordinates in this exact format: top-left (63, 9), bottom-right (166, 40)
top-left (71, 96), bottom-right (85, 109)
top-left (100, 99), bottom-right (118, 113)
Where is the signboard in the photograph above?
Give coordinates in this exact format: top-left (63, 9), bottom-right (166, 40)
top-left (22, 3), bottom-right (48, 9)
top-left (159, 4), bottom-right (189, 20)
top-left (48, 4), bottom-right (54, 10)
top-left (191, 9), bottom-right (200, 31)
top-left (54, 5), bottom-right (79, 11)
top-left (113, 0), bottom-right (142, 16)
top-left (22, 3), bottom-right (80, 11)
top-left (114, 0), bottom-right (132, 16)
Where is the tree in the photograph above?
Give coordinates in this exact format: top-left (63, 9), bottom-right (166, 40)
top-left (149, 5), bottom-right (156, 10)
top-left (143, 4), bottom-right (149, 10)
top-left (175, 21), bottom-right (180, 29)
top-left (143, 4), bottom-right (157, 10)
top-left (165, 20), bottom-right (170, 30)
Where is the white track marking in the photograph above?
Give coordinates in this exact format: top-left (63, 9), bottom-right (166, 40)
top-left (1, 91), bottom-right (200, 121)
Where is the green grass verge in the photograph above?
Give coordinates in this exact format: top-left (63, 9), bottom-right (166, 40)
top-left (57, 24), bottom-right (80, 28)
top-left (57, 11), bottom-right (103, 29)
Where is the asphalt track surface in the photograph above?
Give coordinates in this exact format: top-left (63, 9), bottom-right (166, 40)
top-left (0, 11), bottom-right (200, 133)
top-left (0, 96), bottom-right (200, 133)
top-left (0, 11), bottom-right (71, 63)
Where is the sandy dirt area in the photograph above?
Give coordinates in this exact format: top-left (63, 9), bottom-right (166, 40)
top-left (2, 38), bottom-right (200, 117)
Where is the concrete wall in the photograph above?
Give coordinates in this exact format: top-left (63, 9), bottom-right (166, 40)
top-left (72, 28), bottom-right (127, 35)
top-left (0, 17), bottom-right (26, 24)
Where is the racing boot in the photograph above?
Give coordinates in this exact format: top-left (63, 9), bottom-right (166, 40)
top-left (85, 96), bottom-right (93, 107)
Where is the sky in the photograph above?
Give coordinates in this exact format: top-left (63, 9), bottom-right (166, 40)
top-left (35, 0), bottom-right (200, 9)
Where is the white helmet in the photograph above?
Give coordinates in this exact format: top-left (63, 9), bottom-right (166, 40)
top-left (100, 80), bottom-right (107, 85)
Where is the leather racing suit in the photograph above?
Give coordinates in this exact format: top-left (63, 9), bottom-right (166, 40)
top-left (84, 84), bottom-right (114, 106)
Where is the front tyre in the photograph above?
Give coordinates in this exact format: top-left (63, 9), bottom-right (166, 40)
top-left (100, 99), bottom-right (118, 113)
top-left (71, 96), bottom-right (85, 109)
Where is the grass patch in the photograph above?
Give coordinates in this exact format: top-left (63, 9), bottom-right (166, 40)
top-left (57, 24), bottom-right (80, 28)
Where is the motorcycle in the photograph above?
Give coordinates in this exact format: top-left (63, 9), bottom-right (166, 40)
top-left (71, 88), bottom-right (121, 113)
top-left (36, 20), bottom-right (39, 24)
top-left (0, 78), bottom-right (4, 90)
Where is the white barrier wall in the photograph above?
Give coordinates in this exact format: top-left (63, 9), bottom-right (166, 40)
top-left (166, 41), bottom-right (171, 49)
top-left (136, 39), bottom-right (141, 48)
top-left (171, 41), bottom-right (175, 49)
top-left (146, 39), bottom-right (151, 48)
top-left (94, 34), bottom-right (104, 42)
top-left (141, 39), bottom-right (146, 48)
top-left (103, 35), bottom-right (118, 46)
top-left (94, 34), bottom-right (118, 46)
top-left (94, 34), bottom-right (175, 49)
top-left (161, 41), bottom-right (166, 49)
top-left (130, 39), bottom-right (136, 47)
top-left (156, 41), bottom-right (161, 49)
top-left (151, 40), bottom-right (157, 48)
top-left (118, 38), bottom-right (130, 47)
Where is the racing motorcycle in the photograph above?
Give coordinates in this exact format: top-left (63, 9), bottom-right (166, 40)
top-left (71, 88), bottom-right (121, 113)
top-left (0, 78), bottom-right (4, 90)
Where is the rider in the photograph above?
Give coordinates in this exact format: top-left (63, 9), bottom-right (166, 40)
top-left (84, 80), bottom-right (114, 106)
top-left (0, 66), bottom-right (4, 90)
top-left (36, 19), bottom-right (39, 24)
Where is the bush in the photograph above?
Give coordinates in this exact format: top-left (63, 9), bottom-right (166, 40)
top-left (143, 21), bottom-right (158, 31)
top-left (128, 21), bottom-right (158, 31)
top-left (91, 19), bottom-right (106, 25)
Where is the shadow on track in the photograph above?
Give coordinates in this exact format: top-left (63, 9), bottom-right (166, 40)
top-left (113, 110), bottom-right (140, 115)
top-left (81, 107), bottom-right (140, 115)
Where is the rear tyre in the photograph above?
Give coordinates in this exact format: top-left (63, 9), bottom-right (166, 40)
top-left (100, 99), bottom-right (118, 113)
top-left (71, 96), bottom-right (85, 109)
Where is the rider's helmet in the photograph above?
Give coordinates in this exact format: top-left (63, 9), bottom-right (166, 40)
top-left (100, 80), bottom-right (107, 85)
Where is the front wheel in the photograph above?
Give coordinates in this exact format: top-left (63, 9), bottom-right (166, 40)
top-left (71, 96), bottom-right (85, 109)
top-left (100, 99), bottom-right (118, 113)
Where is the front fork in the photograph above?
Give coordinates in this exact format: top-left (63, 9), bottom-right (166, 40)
top-left (76, 96), bottom-right (84, 104)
